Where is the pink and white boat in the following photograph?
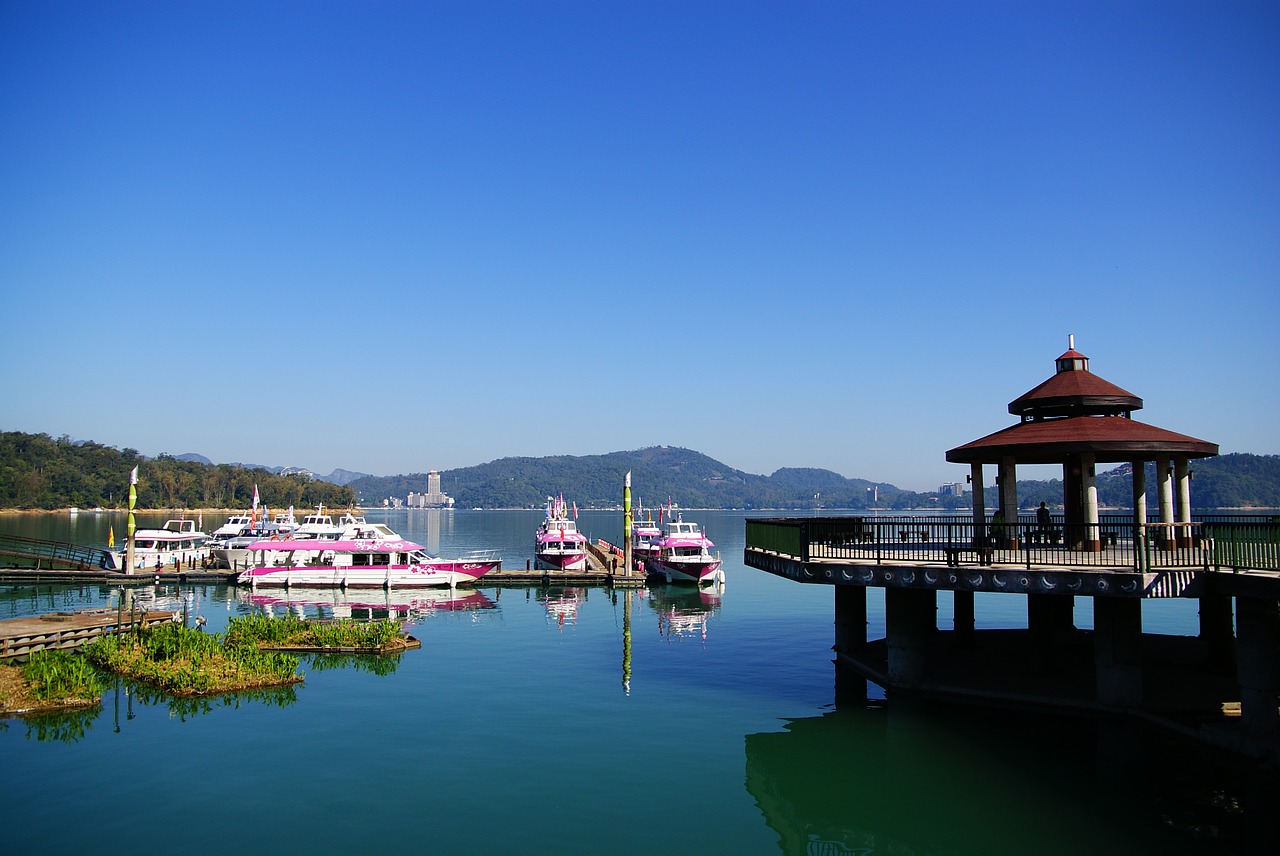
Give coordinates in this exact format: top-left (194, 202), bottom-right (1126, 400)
top-left (643, 509), bottom-right (723, 585)
top-left (631, 509), bottom-right (662, 565)
top-left (236, 534), bottom-right (501, 589)
top-left (534, 496), bottom-right (589, 571)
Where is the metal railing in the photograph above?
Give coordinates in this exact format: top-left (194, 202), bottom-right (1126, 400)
top-left (745, 516), bottom-right (1280, 573)
top-left (0, 533), bottom-right (116, 571)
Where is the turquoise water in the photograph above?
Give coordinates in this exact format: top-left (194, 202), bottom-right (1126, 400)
top-left (0, 510), bottom-right (1273, 854)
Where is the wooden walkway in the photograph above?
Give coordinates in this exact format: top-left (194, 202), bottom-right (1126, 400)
top-left (0, 608), bottom-right (179, 661)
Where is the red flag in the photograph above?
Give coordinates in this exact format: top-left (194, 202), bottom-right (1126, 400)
top-left (572, 502), bottom-right (578, 519)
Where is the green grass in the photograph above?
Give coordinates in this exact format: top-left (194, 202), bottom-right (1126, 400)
top-left (225, 614), bottom-right (405, 651)
top-left (20, 650), bottom-right (104, 702)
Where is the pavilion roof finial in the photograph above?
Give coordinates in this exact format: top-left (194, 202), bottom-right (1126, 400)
top-left (1068, 333), bottom-right (1074, 351)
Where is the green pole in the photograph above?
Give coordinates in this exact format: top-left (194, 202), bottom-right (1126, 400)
top-left (126, 466), bottom-right (138, 575)
top-left (623, 471), bottom-right (633, 576)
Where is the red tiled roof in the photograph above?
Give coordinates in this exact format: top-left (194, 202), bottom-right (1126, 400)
top-left (946, 415), bottom-right (1218, 465)
top-left (1009, 369), bottom-right (1142, 415)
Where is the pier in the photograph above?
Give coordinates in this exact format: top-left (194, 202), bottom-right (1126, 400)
top-left (746, 342), bottom-right (1280, 763)
top-left (0, 607), bottom-right (180, 661)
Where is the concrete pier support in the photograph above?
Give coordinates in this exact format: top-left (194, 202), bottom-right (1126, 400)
top-left (885, 588), bottom-right (937, 688)
top-left (1199, 594), bottom-right (1236, 674)
top-left (834, 585), bottom-right (867, 655)
top-left (1094, 597), bottom-right (1143, 707)
top-left (953, 590), bottom-right (974, 647)
top-left (1131, 460), bottom-right (1148, 569)
top-left (1029, 593), bottom-right (1075, 638)
top-left (1235, 595), bottom-right (1280, 734)
top-left (969, 463), bottom-right (986, 548)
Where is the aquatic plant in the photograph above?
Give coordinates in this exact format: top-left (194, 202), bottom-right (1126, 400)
top-left (20, 650), bottom-right (103, 702)
top-left (85, 623), bottom-right (300, 696)
top-left (226, 615), bottom-right (405, 651)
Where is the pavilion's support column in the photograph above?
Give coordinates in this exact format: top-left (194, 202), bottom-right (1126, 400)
top-left (1132, 460), bottom-right (1148, 570)
top-left (1235, 595), bottom-right (1280, 734)
top-left (970, 463), bottom-right (986, 553)
top-left (1081, 451), bottom-right (1100, 552)
top-left (1156, 456), bottom-right (1174, 550)
top-left (953, 590), bottom-right (975, 647)
top-left (999, 456), bottom-right (1018, 550)
top-left (1063, 455), bottom-right (1084, 550)
top-left (1175, 458), bottom-right (1192, 548)
top-left (885, 587), bottom-right (937, 688)
top-left (1199, 594), bottom-right (1235, 675)
top-left (1094, 596), bottom-right (1143, 708)
top-left (834, 584), bottom-right (867, 656)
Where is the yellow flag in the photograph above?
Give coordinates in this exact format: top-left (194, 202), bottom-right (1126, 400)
top-left (108, 524), bottom-right (115, 547)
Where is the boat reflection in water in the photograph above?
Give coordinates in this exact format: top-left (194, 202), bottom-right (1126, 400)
top-left (235, 586), bottom-right (497, 623)
top-left (538, 587), bottom-right (588, 630)
top-left (646, 582), bottom-right (723, 643)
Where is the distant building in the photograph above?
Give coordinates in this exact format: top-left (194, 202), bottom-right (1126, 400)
top-left (408, 470), bottom-right (454, 508)
top-left (939, 482), bottom-right (965, 497)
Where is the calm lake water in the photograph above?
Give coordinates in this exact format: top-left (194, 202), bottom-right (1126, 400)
top-left (0, 509), bottom-right (1274, 854)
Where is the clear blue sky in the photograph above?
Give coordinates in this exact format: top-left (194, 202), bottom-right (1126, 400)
top-left (2, 1), bottom-right (1277, 492)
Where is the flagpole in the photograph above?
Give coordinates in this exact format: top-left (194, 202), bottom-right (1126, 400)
top-left (126, 466), bottom-right (138, 575)
top-left (623, 471), bottom-right (632, 577)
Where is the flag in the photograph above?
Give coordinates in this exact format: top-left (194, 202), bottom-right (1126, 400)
top-left (130, 466), bottom-right (138, 485)
top-left (108, 524), bottom-right (115, 548)
top-left (198, 511), bottom-right (203, 529)
top-left (572, 502), bottom-right (578, 519)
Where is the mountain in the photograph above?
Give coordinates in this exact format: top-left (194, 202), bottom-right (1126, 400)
top-left (175, 452), bottom-right (213, 465)
top-left (321, 468), bottom-right (371, 486)
top-left (350, 447), bottom-right (1280, 511)
top-left (350, 446), bottom-right (935, 510)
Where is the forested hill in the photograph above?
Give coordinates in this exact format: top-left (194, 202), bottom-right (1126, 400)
top-left (0, 432), bottom-right (354, 510)
top-left (356, 447), bottom-right (960, 510)
top-left (353, 447), bottom-right (1280, 511)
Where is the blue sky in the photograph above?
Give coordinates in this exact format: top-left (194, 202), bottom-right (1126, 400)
top-left (2, 1), bottom-right (1277, 492)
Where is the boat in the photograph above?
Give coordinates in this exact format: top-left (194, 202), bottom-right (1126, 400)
top-left (210, 513), bottom-right (254, 540)
top-left (206, 508), bottom-right (300, 569)
top-left (107, 518), bottom-right (211, 572)
top-left (235, 533), bottom-right (501, 588)
top-left (534, 496), bottom-right (589, 571)
top-left (236, 586), bottom-right (497, 622)
top-left (631, 501), bottom-right (662, 565)
top-left (643, 506), bottom-right (723, 585)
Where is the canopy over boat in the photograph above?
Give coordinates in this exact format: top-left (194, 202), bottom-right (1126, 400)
top-left (246, 537), bottom-right (425, 553)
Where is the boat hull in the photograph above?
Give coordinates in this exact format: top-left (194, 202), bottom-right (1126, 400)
top-left (644, 557), bottom-right (722, 585)
top-left (236, 560), bottom-right (498, 588)
top-left (534, 549), bottom-right (588, 572)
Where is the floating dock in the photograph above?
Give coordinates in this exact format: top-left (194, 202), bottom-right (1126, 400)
top-left (0, 608), bottom-right (180, 661)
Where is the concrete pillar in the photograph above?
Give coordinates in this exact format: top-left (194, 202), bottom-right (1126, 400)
top-left (999, 456), bottom-right (1018, 550)
top-left (834, 584), bottom-right (867, 655)
top-left (1081, 451), bottom-right (1100, 552)
top-left (1156, 456), bottom-right (1174, 549)
top-left (885, 587), bottom-right (937, 688)
top-left (970, 463), bottom-right (985, 549)
top-left (953, 590), bottom-right (975, 647)
top-left (1094, 596), bottom-right (1143, 708)
top-left (1132, 460), bottom-right (1148, 570)
top-left (1235, 595), bottom-right (1280, 734)
top-left (1175, 458), bottom-right (1192, 548)
top-left (1199, 594), bottom-right (1235, 675)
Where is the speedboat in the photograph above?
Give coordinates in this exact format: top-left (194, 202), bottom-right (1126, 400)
top-left (108, 518), bottom-right (211, 572)
top-left (534, 497), bottom-right (588, 571)
top-left (644, 508), bottom-right (723, 585)
top-left (236, 533), bottom-right (501, 588)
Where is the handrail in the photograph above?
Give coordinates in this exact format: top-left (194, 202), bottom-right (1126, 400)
top-left (744, 516), bottom-right (1280, 573)
top-left (0, 533), bottom-right (117, 571)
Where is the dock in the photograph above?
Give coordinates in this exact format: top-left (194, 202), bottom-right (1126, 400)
top-left (0, 607), bottom-right (180, 661)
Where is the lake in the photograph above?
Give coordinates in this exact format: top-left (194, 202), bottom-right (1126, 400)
top-left (0, 509), bottom-right (1274, 854)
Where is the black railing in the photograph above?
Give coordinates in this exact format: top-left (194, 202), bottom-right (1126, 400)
top-left (745, 516), bottom-right (1280, 573)
top-left (0, 533), bottom-right (116, 571)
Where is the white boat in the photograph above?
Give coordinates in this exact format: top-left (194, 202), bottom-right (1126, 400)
top-left (632, 506), bottom-right (662, 566)
top-left (107, 518), bottom-right (211, 572)
top-left (210, 513), bottom-right (254, 540)
top-left (236, 533), bottom-right (501, 589)
top-left (643, 507), bottom-right (723, 585)
top-left (534, 497), bottom-right (589, 571)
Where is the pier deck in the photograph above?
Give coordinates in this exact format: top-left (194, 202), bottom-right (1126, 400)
top-left (0, 608), bottom-right (180, 661)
